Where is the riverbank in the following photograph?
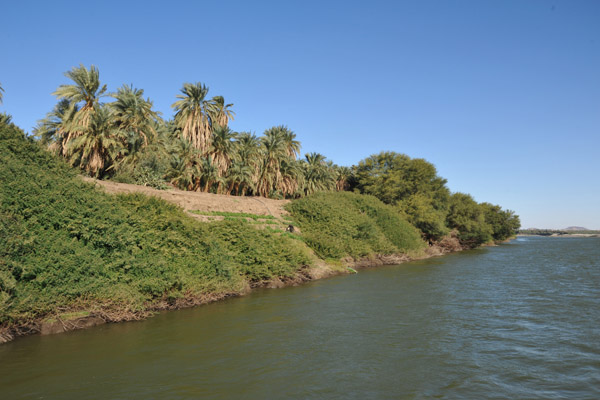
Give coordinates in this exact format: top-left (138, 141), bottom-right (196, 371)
top-left (0, 173), bottom-right (465, 344)
top-left (0, 120), bottom-right (500, 345)
top-left (0, 238), bottom-right (464, 344)
top-left (518, 234), bottom-right (600, 238)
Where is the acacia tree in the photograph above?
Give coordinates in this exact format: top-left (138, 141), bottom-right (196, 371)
top-left (172, 82), bottom-right (212, 154)
top-left (397, 193), bottom-right (449, 242)
top-left (355, 151), bottom-right (450, 239)
top-left (480, 202), bottom-right (521, 241)
top-left (446, 193), bottom-right (493, 247)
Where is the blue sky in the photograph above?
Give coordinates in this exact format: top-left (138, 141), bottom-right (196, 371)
top-left (1, 0), bottom-right (599, 229)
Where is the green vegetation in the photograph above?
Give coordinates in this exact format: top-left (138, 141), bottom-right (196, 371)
top-left (0, 120), bottom-right (312, 327)
top-left (287, 192), bottom-right (425, 259)
top-left (35, 65), bottom-right (349, 197)
top-left (480, 202), bottom-right (521, 241)
top-left (352, 151), bottom-right (520, 246)
top-left (31, 64), bottom-right (519, 246)
top-left (190, 211), bottom-right (276, 220)
top-left (1, 66), bottom-right (521, 337)
top-left (446, 193), bottom-right (493, 246)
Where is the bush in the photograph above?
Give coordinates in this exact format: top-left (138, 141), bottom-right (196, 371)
top-left (111, 150), bottom-right (169, 189)
top-left (446, 193), bottom-right (493, 247)
top-left (287, 191), bottom-right (425, 259)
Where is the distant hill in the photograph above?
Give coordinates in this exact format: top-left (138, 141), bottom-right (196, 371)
top-left (563, 226), bottom-right (589, 231)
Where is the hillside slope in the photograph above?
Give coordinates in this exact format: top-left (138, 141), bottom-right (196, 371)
top-left (0, 122), bottom-right (314, 340)
top-left (0, 120), bottom-right (427, 342)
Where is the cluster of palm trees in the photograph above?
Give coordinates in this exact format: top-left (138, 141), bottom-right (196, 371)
top-left (35, 65), bottom-right (351, 198)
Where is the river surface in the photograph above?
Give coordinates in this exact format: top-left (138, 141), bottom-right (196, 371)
top-left (1, 237), bottom-right (599, 399)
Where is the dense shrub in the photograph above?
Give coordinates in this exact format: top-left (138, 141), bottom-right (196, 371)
top-left (480, 202), bottom-right (520, 241)
top-left (446, 193), bottom-right (493, 247)
top-left (287, 192), bottom-right (425, 259)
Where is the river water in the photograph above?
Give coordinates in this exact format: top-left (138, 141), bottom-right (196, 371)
top-left (1, 237), bottom-right (599, 399)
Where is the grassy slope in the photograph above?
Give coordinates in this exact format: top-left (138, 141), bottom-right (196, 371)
top-left (0, 123), bottom-right (311, 326)
top-left (287, 192), bottom-right (426, 260)
top-left (0, 120), bottom-right (425, 331)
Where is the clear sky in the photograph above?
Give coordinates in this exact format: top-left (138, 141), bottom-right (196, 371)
top-left (1, 0), bottom-right (598, 229)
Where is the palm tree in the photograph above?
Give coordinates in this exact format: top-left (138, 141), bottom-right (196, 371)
top-left (52, 64), bottom-right (108, 153)
top-left (0, 113), bottom-right (11, 125)
top-left (110, 84), bottom-right (161, 147)
top-left (34, 99), bottom-right (78, 154)
top-left (0, 82), bottom-right (4, 104)
top-left (256, 132), bottom-right (287, 197)
top-left (235, 132), bottom-right (261, 193)
top-left (226, 162), bottom-right (254, 195)
top-left (302, 152), bottom-right (334, 196)
top-left (264, 125), bottom-right (300, 159)
top-left (64, 105), bottom-right (125, 178)
top-left (172, 82), bottom-right (212, 154)
top-left (236, 131), bottom-right (261, 161)
top-left (166, 139), bottom-right (202, 190)
top-left (199, 157), bottom-right (220, 192)
top-left (168, 158), bottom-right (197, 191)
top-left (208, 96), bottom-right (235, 127)
top-left (235, 132), bottom-right (262, 196)
top-left (209, 125), bottom-right (237, 182)
top-left (335, 165), bottom-right (352, 191)
top-left (279, 158), bottom-right (304, 198)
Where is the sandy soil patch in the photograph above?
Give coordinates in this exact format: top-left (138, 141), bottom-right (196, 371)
top-left (82, 177), bottom-right (291, 222)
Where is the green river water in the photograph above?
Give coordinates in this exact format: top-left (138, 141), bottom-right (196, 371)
top-left (1, 236), bottom-right (599, 399)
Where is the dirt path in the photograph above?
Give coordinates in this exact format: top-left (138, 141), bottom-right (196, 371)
top-left (81, 178), bottom-right (291, 223)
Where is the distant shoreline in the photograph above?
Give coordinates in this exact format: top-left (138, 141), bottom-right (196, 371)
top-left (518, 234), bottom-right (600, 238)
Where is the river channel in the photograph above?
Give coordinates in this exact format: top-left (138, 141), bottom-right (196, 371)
top-left (1, 236), bottom-right (599, 399)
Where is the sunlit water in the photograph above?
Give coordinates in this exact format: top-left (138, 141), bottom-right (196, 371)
top-left (1, 237), bottom-right (599, 399)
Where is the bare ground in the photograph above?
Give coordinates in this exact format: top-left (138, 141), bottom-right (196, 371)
top-left (81, 177), bottom-right (292, 224)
